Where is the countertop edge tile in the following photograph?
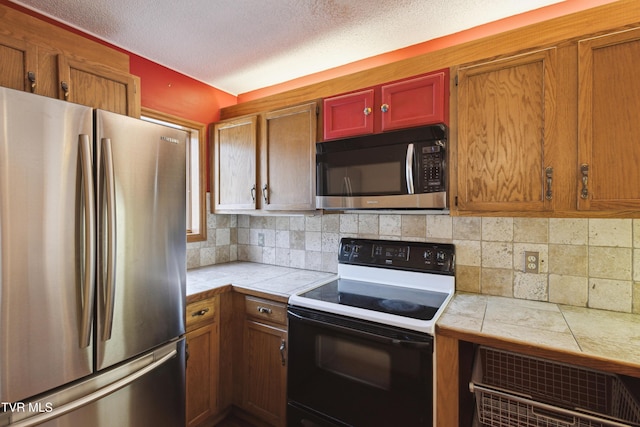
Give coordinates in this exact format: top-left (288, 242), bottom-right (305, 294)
top-left (438, 292), bottom-right (640, 374)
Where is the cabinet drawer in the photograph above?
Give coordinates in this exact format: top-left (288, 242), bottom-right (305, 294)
top-left (186, 297), bottom-right (217, 331)
top-left (245, 296), bottom-right (287, 325)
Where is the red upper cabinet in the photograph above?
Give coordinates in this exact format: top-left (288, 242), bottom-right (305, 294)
top-left (380, 71), bottom-right (447, 132)
top-left (323, 88), bottom-right (374, 140)
top-left (322, 68), bottom-right (449, 140)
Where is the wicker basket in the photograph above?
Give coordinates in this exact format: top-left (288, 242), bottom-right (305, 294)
top-left (470, 347), bottom-right (640, 427)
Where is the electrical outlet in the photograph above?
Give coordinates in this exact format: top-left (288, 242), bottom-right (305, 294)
top-left (258, 232), bottom-right (265, 247)
top-left (524, 251), bottom-right (539, 273)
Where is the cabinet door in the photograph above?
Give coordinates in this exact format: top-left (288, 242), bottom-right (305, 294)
top-left (323, 89), bottom-right (374, 140)
top-left (0, 34), bottom-right (37, 92)
top-left (456, 48), bottom-right (556, 212)
top-left (380, 71), bottom-right (448, 131)
top-left (578, 28), bottom-right (640, 210)
top-left (57, 55), bottom-right (141, 117)
top-left (242, 320), bottom-right (287, 427)
top-left (212, 116), bottom-right (258, 211)
top-left (262, 102), bottom-right (318, 211)
top-left (186, 322), bottom-right (219, 427)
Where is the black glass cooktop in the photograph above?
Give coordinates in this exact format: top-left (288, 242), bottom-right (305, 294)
top-left (299, 278), bottom-right (449, 321)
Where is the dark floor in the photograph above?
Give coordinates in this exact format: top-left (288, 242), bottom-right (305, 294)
top-left (213, 414), bottom-right (257, 427)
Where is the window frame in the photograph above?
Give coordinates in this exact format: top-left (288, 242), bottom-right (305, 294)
top-left (141, 107), bottom-right (207, 243)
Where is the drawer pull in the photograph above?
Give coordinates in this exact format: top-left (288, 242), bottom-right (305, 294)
top-left (257, 306), bottom-right (272, 314)
top-left (191, 308), bottom-right (210, 317)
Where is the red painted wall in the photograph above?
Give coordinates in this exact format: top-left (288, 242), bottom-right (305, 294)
top-left (129, 54), bottom-right (236, 125)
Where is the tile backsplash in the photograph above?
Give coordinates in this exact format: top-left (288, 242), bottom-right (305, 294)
top-left (187, 195), bottom-right (640, 314)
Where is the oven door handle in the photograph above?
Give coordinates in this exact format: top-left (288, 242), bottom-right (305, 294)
top-left (288, 309), bottom-right (433, 351)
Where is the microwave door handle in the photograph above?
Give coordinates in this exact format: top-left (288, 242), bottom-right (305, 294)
top-left (342, 176), bottom-right (353, 196)
top-left (406, 143), bottom-right (415, 194)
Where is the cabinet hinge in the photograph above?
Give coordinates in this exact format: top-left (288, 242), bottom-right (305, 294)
top-left (454, 195), bottom-right (458, 207)
top-left (454, 74), bottom-right (459, 86)
top-left (316, 105), bottom-right (320, 116)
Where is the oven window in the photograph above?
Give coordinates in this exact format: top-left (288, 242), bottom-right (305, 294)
top-left (316, 334), bottom-right (391, 390)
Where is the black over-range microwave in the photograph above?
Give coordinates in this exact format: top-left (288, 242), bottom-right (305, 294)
top-left (316, 125), bottom-right (447, 210)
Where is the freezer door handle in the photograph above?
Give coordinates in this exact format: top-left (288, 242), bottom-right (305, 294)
top-left (79, 134), bottom-right (96, 348)
top-left (101, 138), bottom-right (117, 341)
top-left (6, 348), bottom-right (178, 427)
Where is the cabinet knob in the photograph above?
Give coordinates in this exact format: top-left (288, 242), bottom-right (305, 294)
top-left (363, 107), bottom-right (372, 116)
top-left (257, 306), bottom-right (272, 314)
top-left (250, 184), bottom-right (256, 202)
top-left (262, 184), bottom-right (269, 203)
top-left (380, 103), bottom-right (389, 113)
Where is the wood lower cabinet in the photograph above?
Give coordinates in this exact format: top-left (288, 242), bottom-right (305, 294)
top-left (240, 296), bottom-right (288, 427)
top-left (186, 296), bottom-right (220, 427)
top-left (577, 27), bottom-right (640, 211)
top-left (454, 48), bottom-right (557, 213)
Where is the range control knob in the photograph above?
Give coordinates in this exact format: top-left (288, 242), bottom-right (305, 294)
top-left (423, 250), bottom-right (433, 261)
top-left (436, 251), bottom-right (448, 263)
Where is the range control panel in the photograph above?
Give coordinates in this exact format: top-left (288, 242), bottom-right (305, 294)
top-left (338, 238), bottom-right (455, 275)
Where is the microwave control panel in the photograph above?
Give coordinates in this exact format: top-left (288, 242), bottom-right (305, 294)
top-left (420, 144), bottom-right (445, 192)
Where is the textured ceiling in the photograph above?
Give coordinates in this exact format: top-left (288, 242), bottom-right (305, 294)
top-left (12, 0), bottom-right (563, 95)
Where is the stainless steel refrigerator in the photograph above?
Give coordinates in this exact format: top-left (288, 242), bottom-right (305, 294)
top-left (0, 87), bottom-right (187, 427)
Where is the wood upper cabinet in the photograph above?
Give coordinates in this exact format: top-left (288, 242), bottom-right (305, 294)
top-left (0, 34), bottom-right (37, 92)
top-left (241, 296), bottom-right (287, 427)
top-left (261, 102), bottom-right (318, 211)
top-left (186, 296), bottom-right (220, 427)
top-left (212, 101), bottom-right (318, 213)
top-left (212, 115), bottom-right (258, 211)
top-left (0, 4), bottom-right (140, 116)
top-left (58, 55), bottom-right (141, 117)
top-left (577, 27), bottom-right (640, 211)
top-left (454, 48), bottom-right (557, 213)
top-left (322, 69), bottom-right (448, 140)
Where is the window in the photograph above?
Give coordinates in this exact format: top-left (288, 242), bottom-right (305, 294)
top-left (141, 108), bottom-right (207, 243)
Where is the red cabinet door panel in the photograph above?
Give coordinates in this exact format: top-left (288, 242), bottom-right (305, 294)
top-left (380, 71), bottom-right (447, 132)
top-left (323, 89), bottom-right (374, 140)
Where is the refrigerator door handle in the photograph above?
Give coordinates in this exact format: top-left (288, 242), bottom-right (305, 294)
top-left (79, 134), bottom-right (96, 349)
top-left (6, 348), bottom-right (178, 427)
top-left (101, 137), bottom-right (117, 342)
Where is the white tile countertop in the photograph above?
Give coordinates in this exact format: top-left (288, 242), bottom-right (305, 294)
top-left (187, 261), bottom-right (336, 302)
top-left (437, 292), bottom-right (640, 372)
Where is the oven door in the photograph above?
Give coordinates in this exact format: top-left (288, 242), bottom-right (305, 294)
top-left (287, 306), bottom-right (434, 427)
